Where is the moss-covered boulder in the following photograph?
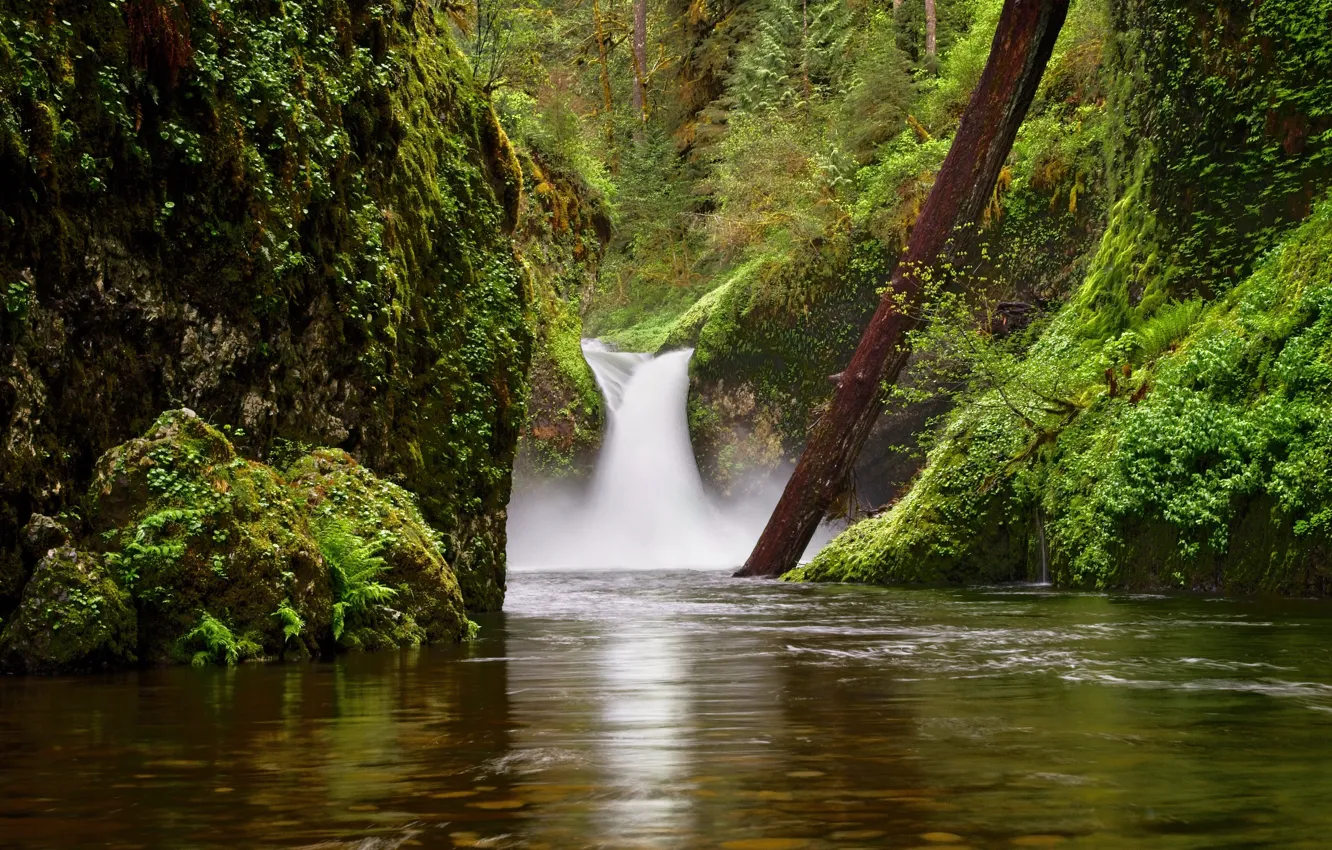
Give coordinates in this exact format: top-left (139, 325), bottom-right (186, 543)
top-left (0, 409), bottom-right (479, 672)
top-left (86, 410), bottom-right (330, 663)
top-left (0, 546), bottom-right (137, 674)
top-left (287, 448), bottom-right (468, 646)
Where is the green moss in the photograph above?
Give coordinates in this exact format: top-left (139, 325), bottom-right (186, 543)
top-left (1, 0), bottom-right (531, 616)
top-left (89, 410), bottom-right (331, 663)
top-left (794, 409), bottom-right (1032, 585)
top-left (512, 150), bottom-right (609, 477)
top-left (287, 447), bottom-right (468, 636)
top-left (0, 546), bottom-right (137, 674)
top-left (802, 195), bottom-right (1332, 594)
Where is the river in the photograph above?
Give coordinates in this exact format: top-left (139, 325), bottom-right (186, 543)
top-left (4, 568), bottom-right (1332, 848)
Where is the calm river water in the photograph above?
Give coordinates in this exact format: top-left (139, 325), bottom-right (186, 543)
top-left (4, 570), bottom-right (1332, 848)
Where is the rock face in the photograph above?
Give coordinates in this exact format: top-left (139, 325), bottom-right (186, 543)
top-left (513, 150), bottom-right (611, 479)
top-left (0, 0), bottom-right (528, 619)
top-left (0, 411), bottom-right (474, 673)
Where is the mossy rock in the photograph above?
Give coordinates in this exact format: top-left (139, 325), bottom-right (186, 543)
top-left (452, 511), bottom-right (507, 614)
top-left (0, 546), bottom-right (137, 674)
top-left (86, 410), bottom-right (330, 663)
top-left (287, 448), bottom-right (468, 647)
top-left (513, 148), bottom-right (609, 479)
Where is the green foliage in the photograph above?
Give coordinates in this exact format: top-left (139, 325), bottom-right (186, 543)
top-left (912, 0), bottom-right (1005, 128)
top-left (273, 600), bottom-right (304, 643)
top-left (838, 12), bottom-right (915, 161)
top-left (729, 0), bottom-right (849, 114)
top-left (178, 611), bottom-right (262, 667)
top-left (805, 194), bottom-right (1332, 594)
top-left (712, 113), bottom-right (851, 259)
top-left (497, 90), bottom-right (614, 202)
top-left (312, 517), bottom-right (397, 643)
top-left (1127, 298), bottom-right (1204, 362)
top-left (3, 278), bottom-right (30, 318)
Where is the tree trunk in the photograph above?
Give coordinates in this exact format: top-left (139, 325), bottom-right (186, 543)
top-left (801, 0), bottom-right (812, 104)
top-left (594, 0), bottom-right (614, 116)
top-left (735, 0), bottom-right (1069, 579)
top-left (924, 0), bottom-right (937, 60)
top-left (631, 0), bottom-right (648, 130)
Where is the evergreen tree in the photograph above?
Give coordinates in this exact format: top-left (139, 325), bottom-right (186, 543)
top-left (730, 0), bottom-right (802, 114)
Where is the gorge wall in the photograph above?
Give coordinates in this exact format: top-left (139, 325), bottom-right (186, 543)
top-left (1, 0), bottom-right (532, 657)
top-left (797, 0), bottom-right (1332, 592)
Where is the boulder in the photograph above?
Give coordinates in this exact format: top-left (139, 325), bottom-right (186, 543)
top-left (86, 410), bottom-right (330, 663)
top-left (0, 546), bottom-right (137, 673)
top-left (287, 449), bottom-right (468, 649)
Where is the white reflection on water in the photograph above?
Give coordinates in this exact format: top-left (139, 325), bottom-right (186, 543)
top-left (593, 629), bottom-right (695, 841)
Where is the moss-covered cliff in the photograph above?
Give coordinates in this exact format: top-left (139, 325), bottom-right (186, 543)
top-left (1, 0), bottom-right (529, 616)
top-left (797, 0), bottom-right (1332, 593)
top-left (511, 147), bottom-right (610, 478)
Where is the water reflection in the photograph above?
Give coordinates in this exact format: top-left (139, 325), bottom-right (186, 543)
top-left (595, 631), bottom-right (692, 840)
top-left (4, 572), bottom-right (1332, 848)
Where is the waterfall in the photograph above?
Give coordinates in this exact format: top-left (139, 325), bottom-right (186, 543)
top-left (507, 341), bottom-right (836, 570)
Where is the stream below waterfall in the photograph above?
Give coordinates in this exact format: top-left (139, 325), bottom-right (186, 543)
top-left (5, 571), bottom-right (1332, 847)
top-left (7, 345), bottom-right (1332, 848)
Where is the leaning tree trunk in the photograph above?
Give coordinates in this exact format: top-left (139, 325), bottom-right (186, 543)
top-left (736, 0), bottom-right (1069, 578)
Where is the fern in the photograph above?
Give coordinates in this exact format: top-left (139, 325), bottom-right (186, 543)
top-left (1132, 299), bottom-right (1205, 362)
top-left (313, 517), bottom-right (397, 641)
top-left (272, 599), bottom-right (304, 643)
top-left (179, 611), bottom-right (262, 666)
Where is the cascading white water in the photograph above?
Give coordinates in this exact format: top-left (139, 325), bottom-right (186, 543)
top-left (582, 345), bottom-right (730, 566)
top-left (507, 341), bottom-right (836, 570)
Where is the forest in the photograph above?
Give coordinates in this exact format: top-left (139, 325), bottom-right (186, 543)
top-left (2, 0), bottom-right (1332, 844)
top-left (1, 0), bottom-right (1331, 662)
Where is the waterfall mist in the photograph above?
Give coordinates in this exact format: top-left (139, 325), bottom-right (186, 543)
top-left (507, 342), bottom-right (836, 570)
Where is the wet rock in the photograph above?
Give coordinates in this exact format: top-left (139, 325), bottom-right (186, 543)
top-left (0, 546), bottom-right (137, 674)
top-left (87, 410), bottom-right (330, 663)
top-left (22, 514), bottom-right (72, 562)
top-left (448, 512), bottom-right (508, 614)
top-left (287, 449), bottom-right (468, 647)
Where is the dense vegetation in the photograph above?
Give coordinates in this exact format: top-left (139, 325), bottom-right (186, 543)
top-left (1, 0), bottom-right (1330, 672)
top-left (481, 0), bottom-right (1331, 589)
top-left (477, 0), bottom-right (1113, 493)
top-left (795, 0), bottom-right (1332, 591)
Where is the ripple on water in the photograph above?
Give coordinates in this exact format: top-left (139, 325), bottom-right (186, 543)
top-left (4, 570), bottom-right (1332, 848)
